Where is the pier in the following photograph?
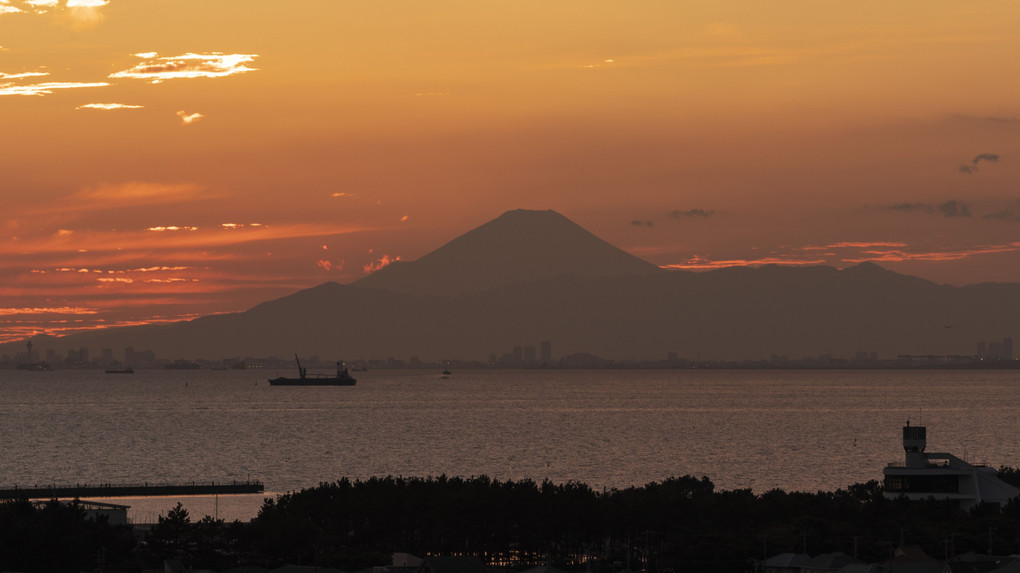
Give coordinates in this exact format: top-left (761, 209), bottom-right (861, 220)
top-left (0, 480), bottom-right (264, 499)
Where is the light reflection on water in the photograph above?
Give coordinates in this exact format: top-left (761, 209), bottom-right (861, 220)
top-left (1, 368), bottom-right (1019, 521)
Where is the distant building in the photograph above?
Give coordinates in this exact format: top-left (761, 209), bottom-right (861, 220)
top-left (125, 347), bottom-right (156, 367)
top-left (978, 337), bottom-right (1014, 360)
top-left (523, 345), bottom-right (536, 364)
top-left (540, 340), bottom-right (552, 363)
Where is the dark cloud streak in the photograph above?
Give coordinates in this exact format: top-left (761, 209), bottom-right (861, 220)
top-left (938, 200), bottom-right (971, 218)
top-left (959, 152), bottom-right (1000, 174)
top-left (670, 209), bottom-right (714, 219)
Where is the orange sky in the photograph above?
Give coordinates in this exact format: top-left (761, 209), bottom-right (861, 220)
top-left (2, 1), bottom-right (1020, 343)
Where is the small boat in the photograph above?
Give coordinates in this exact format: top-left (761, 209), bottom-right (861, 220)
top-left (441, 368), bottom-right (452, 375)
top-left (105, 368), bottom-right (134, 374)
top-left (269, 354), bottom-right (357, 386)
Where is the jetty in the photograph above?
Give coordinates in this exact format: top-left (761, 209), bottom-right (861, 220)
top-left (0, 480), bottom-right (264, 500)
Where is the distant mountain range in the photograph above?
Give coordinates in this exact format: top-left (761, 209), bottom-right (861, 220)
top-left (4, 209), bottom-right (1020, 362)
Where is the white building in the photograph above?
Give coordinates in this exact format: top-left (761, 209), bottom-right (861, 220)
top-left (883, 423), bottom-right (1019, 510)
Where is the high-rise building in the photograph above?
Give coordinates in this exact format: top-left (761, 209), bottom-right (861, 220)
top-left (1004, 337), bottom-right (1014, 361)
top-left (989, 341), bottom-right (1004, 359)
top-left (540, 340), bottom-right (552, 363)
top-left (524, 346), bottom-right (536, 364)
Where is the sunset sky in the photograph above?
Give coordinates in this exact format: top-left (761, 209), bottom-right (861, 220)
top-left (2, 1), bottom-right (1020, 343)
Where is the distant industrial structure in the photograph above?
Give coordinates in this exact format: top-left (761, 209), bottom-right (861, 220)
top-left (4, 334), bottom-right (1020, 371)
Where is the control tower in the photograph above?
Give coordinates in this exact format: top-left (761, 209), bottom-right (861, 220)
top-left (902, 421), bottom-right (927, 468)
top-left (883, 423), bottom-right (1018, 510)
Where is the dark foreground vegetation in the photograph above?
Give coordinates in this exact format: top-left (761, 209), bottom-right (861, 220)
top-left (7, 471), bottom-right (1020, 572)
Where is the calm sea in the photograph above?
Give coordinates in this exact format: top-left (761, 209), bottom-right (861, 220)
top-left (1, 368), bottom-right (1018, 522)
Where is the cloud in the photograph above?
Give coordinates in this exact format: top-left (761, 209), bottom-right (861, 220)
top-left (363, 254), bottom-right (400, 274)
top-left (670, 208), bottom-right (715, 219)
top-left (0, 71), bottom-right (48, 79)
top-left (177, 110), bottom-right (204, 125)
top-left (842, 243), bottom-right (1020, 264)
top-left (77, 103), bottom-right (143, 110)
top-left (631, 220), bottom-right (653, 227)
top-left (801, 241), bottom-right (908, 250)
top-left (959, 152), bottom-right (1001, 174)
top-left (0, 306), bottom-right (97, 316)
top-left (111, 52), bottom-right (258, 84)
top-left (316, 259), bottom-right (344, 272)
top-left (72, 181), bottom-right (205, 205)
top-left (887, 202), bottom-right (938, 214)
top-left (0, 80), bottom-right (109, 96)
top-left (885, 200), bottom-right (972, 218)
top-left (938, 200), bottom-right (971, 218)
top-left (983, 210), bottom-right (1020, 222)
top-left (661, 255), bottom-right (827, 270)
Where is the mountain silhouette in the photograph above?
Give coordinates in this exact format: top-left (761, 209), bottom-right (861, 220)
top-left (354, 209), bottom-right (663, 295)
top-left (3, 211), bottom-right (1020, 363)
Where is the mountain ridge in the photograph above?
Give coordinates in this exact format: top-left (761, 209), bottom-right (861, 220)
top-left (354, 209), bottom-right (663, 296)
top-left (2, 210), bottom-right (1018, 362)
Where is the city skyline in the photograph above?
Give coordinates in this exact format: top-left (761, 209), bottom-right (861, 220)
top-left (3, 1), bottom-right (1020, 343)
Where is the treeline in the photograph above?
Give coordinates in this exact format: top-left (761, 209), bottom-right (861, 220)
top-left (7, 473), bottom-right (1020, 572)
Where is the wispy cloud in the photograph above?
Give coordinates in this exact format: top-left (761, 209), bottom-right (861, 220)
top-left (72, 181), bottom-right (206, 205)
top-left (661, 255), bottom-right (827, 270)
top-left (0, 71), bottom-right (48, 79)
top-left (0, 80), bottom-right (109, 96)
top-left (177, 110), bottom-right (204, 125)
top-left (111, 52), bottom-right (258, 84)
top-left (888, 202), bottom-right (934, 214)
top-left (885, 200), bottom-right (971, 218)
top-left (0, 306), bottom-right (97, 316)
top-left (959, 152), bottom-right (1000, 174)
top-left (670, 208), bottom-right (715, 219)
top-left (363, 254), bottom-right (400, 273)
top-left (983, 210), bottom-right (1020, 222)
top-left (147, 226), bottom-right (199, 232)
top-left (843, 243), bottom-right (1020, 264)
top-left (938, 200), bottom-right (971, 218)
top-left (631, 220), bottom-right (653, 228)
top-left (77, 102), bottom-right (143, 110)
top-left (317, 258), bottom-right (344, 272)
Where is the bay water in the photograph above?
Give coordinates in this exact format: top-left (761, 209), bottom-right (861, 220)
top-left (1, 368), bottom-right (1018, 522)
